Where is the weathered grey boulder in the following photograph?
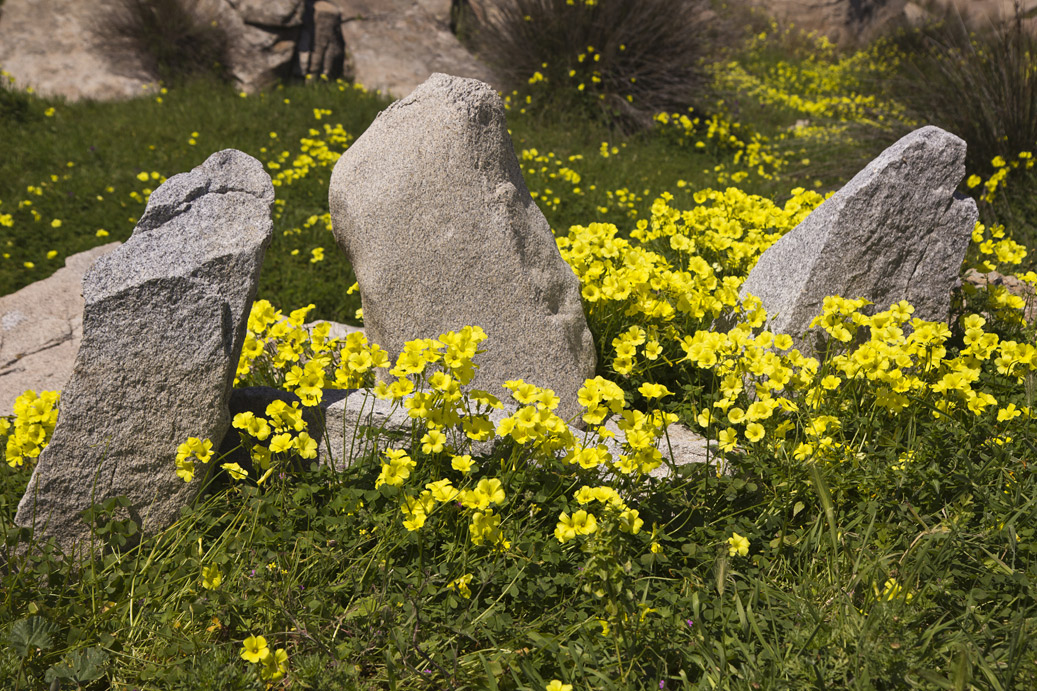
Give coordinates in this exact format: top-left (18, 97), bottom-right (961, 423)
top-left (738, 126), bottom-right (977, 355)
top-left (329, 73), bottom-right (596, 422)
top-left (905, 1), bottom-right (1037, 32)
top-left (0, 243), bottom-right (121, 416)
top-left (226, 0), bottom-right (305, 26)
top-left (15, 150), bottom-right (274, 552)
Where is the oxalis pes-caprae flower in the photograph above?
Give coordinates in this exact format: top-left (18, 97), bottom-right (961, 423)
top-left (175, 311), bottom-right (673, 564)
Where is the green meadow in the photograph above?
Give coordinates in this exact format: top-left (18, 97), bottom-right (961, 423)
top-left (2, 2), bottom-right (1037, 688)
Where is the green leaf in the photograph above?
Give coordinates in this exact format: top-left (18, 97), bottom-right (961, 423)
top-left (44, 646), bottom-right (109, 684)
top-left (9, 616), bottom-right (59, 658)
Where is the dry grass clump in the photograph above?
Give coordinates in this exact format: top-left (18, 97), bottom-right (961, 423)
top-left (891, 2), bottom-right (1037, 171)
top-left (471, 0), bottom-right (715, 130)
top-left (96, 0), bottom-right (233, 84)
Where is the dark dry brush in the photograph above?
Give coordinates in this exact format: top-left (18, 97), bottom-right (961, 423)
top-left (93, 0), bottom-right (233, 84)
top-left (889, 2), bottom-right (1037, 173)
top-left (471, 0), bottom-right (714, 131)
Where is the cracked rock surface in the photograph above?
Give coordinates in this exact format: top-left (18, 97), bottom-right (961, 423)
top-left (738, 126), bottom-right (977, 357)
top-left (0, 243), bottom-right (120, 416)
top-left (15, 150), bottom-right (274, 553)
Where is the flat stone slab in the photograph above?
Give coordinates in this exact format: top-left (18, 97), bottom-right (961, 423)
top-left (15, 150), bottom-right (274, 552)
top-left (0, 243), bottom-right (121, 416)
top-left (323, 389), bottom-right (717, 479)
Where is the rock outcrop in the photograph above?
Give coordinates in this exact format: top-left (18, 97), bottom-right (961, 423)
top-left (14, 150), bottom-right (274, 552)
top-left (337, 0), bottom-right (495, 97)
top-left (329, 73), bottom-right (596, 422)
top-left (738, 126), bottom-right (977, 356)
top-left (0, 0), bottom-right (154, 101)
top-left (0, 0), bottom-right (353, 99)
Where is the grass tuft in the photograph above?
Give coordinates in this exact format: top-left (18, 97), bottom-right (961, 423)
top-left (890, 2), bottom-right (1037, 173)
top-left (472, 0), bottom-right (714, 131)
top-left (95, 0), bottom-right (233, 84)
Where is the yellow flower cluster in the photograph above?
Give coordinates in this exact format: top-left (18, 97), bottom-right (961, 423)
top-left (966, 150), bottom-right (1035, 204)
top-left (174, 437), bottom-right (214, 483)
top-left (237, 299), bottom-right (389, 395)
top-left (677, 291), bottom-right (1037, 465)
top-left (229, 401), bottom-right (318, 484)
top-left (555, 484), bottom-right (644, 543)
top-left (559, 186), bottom-right (825, 376)
top-left (325, 323), bottom-right (673, 554)
top-left (520, 148), bottom-right (586, 213)
top-left (2, 390), bottom-right (59, 468)
top-left (653, 110), bottom-right (788, 182)
top-left (716, 25), bottom-right (908, 125)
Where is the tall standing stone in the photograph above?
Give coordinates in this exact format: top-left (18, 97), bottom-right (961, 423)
top-left (329, 73), bottom-right (595, 422)
top-left (15, 150), bottom-right (274, 551)
top-left (738, 126), bottom-right (977, 355)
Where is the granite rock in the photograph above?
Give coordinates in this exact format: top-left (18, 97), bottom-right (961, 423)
top-left (329, 73), bottom-right (595, 422)
top-left (14, 150), bottom-right (274, 552)
top-left (738, 126), bottom-right (977, 356)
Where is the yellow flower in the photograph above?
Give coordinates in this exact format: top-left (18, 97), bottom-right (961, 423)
top-left (294, 431), bottom-right (318, 459)
top-left (546, 681), bottom-right (573, 691)
top-left (201, 565), bottom-right (222, 589)
top-left (268, 433), bottom-right (294, 454)
top-left (174, 457), bottom-right (194, 482)
top-left (421, 429), bottom-right (447, 454)
top-left (426, 478), bottom-right (460, 503)
top-left (260, 648), bottom-right (288, 681)
top-left (744, 422), bottom-right (765, 443)
top-left (618, 508), bottom-right (643, 534)
top-left (240, 634), bottom-right (269, 663)
top-left (638, 382), bottom-right (672, 399)
top-left (446, 573), bottom-right (474, 599)
top-left (727, 532), bottom-right (749, 557)
top-left (176, 437), bottom-right (213, 464)
top-left (451, 453), bottom-right (475, 473)
top-left (718, 427), bottom-right (738, 452)
top-left (221, 462), bottom-right (248, 481)
top-left (476, 477), bottom-right (506, 505)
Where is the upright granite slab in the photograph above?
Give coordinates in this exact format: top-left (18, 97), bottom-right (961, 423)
top-left (739, 126), bottom-right (977, 355)
top-left (15, 150), bottom-right (274, 551)
top-left (329, 73), bottom-right (596, 422)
